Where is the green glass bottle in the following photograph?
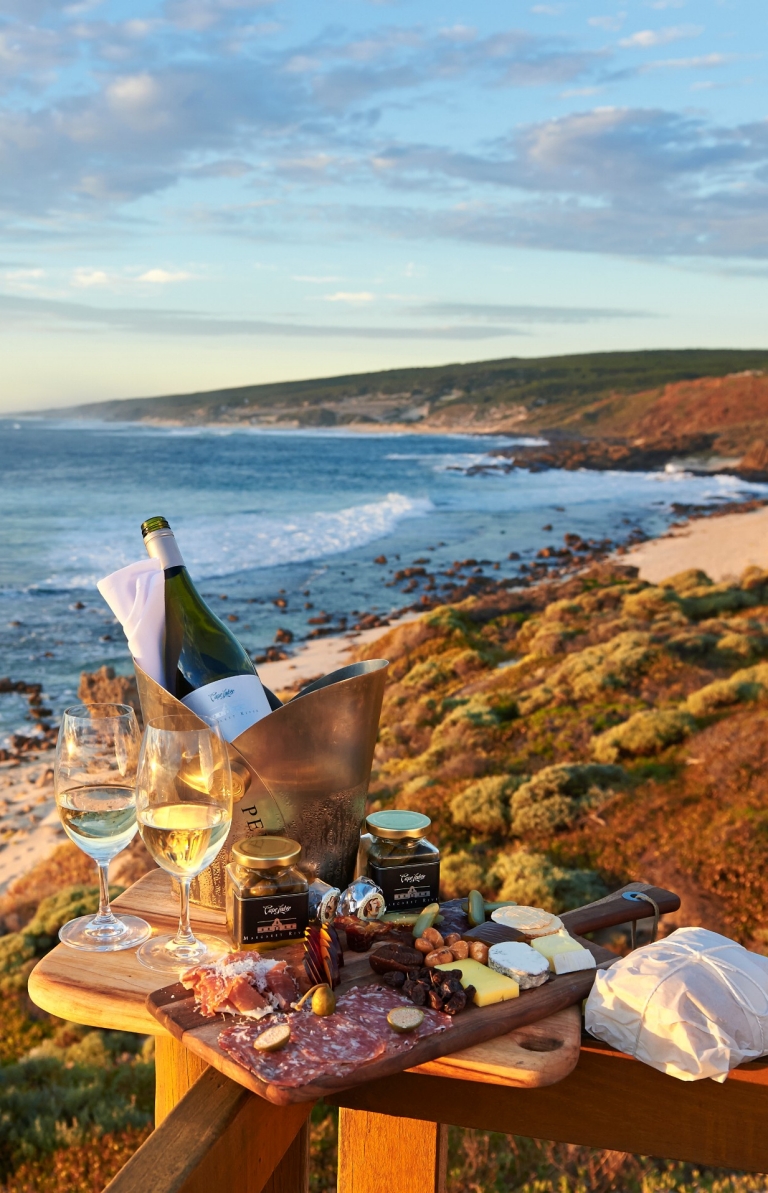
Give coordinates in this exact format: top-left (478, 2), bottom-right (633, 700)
top-left (141, 516), bottom-right (272, 741)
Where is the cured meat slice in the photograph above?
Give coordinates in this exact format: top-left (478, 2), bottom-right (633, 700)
top-left (219, 1009), bottom-right (387, 1088)
top-left (218, 985), bottom-right (453, 1089)
top-left (181, 954), bottom-right (300, 1019)
top-left (338, 984), bottom-right (452, 1048)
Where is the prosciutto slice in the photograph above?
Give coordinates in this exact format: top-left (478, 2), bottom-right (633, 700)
top-left (182, 953), bottom-right (301, 1019)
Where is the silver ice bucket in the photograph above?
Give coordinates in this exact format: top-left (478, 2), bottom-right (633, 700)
top-left (134, 659), bottom-right (388, 908)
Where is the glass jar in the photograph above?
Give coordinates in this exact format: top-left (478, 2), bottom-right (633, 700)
top-left (365, 810), bottom-right (440, 911)
top-left (226, 835), bottom-right (309, 949)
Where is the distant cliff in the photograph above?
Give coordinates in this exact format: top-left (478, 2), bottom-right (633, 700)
top-left (42, 350), bottom-right (768, 453)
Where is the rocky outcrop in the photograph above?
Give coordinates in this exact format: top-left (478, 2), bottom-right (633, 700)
top-left (77, 666), bottom-right (141, 718)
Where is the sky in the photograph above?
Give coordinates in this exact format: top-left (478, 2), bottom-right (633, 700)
top-left (0, 0), bottom-right (766, 412)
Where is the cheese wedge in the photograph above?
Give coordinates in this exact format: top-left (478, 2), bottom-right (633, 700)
top-left (553, 948), bottom-right (596, 975)
top-left (488, 941), bottom-right (549, 989)
top-left (531, 931), bottom-right (586, 972)
top-left (436, 958), bottom-right (519, 1006)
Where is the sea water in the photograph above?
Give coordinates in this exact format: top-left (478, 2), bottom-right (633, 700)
top-left (1, 417), bottom-right (764, 747)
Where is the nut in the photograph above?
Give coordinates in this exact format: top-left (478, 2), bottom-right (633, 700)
top-left (443, 933), bottom-right (461, 947)
top-left (421, 927), bottom-right (444, 949)
top-left (424, 947), bottom-right (454, 968)
top-left (468, 941), bottom-right (489, 964)
top-left (449, 940), bottom-right (469, 961)
top-left (414, 937), bottom-right (433, 954)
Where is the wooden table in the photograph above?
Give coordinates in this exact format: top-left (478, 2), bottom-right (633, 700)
top-left (29, 872), bottom-right (768, 1193)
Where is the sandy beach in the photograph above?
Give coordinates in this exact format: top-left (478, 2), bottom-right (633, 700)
top-left (3, 502), bottom-right (768, 894)
top-left (622, 504), bottom-right (768, 584)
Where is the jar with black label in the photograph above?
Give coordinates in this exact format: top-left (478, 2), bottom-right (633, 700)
top-left (365, 810), bottom-right (440, 911)
top-left (226, 836), bottom-right (309, 949)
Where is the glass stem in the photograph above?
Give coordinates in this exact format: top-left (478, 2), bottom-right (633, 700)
top-left (173, 877), bottom-right (197, 947)
top-left (92, 862), bottom-right (118, 928)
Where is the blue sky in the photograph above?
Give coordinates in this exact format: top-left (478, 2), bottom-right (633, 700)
top-left (1, 0), bottom-right (766, 411)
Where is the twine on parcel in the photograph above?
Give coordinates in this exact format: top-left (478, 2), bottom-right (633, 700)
top-left (585, 927), bottom-right (768, 1081)
top-left (97, 558), bottom-right (166, 687)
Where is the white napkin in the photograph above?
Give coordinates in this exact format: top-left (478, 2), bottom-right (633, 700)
top-left (97, 559), bottom-right (166, 687)
top-left (585, 927), bottom-right (768, 1082)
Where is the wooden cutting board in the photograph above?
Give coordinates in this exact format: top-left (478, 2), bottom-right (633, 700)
top-left (147, 882), bottom-right (679, 1105)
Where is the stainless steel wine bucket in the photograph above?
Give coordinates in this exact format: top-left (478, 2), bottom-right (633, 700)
top-left (134, 659), bottom-right (388, 908)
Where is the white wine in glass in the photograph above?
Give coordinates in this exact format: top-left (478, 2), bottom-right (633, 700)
top-left (55, 704), bottom-right (152, 951)
top-left (135, 714), bottom-right (233, 974)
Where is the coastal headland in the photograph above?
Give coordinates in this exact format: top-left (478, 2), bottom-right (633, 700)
top-left (41, 348), bottom-right (768, 480)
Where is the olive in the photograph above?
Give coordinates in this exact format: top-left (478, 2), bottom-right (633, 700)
top-left (412, 903), bottom-right (440, 940)
top-left (467, 890), bottom-right (486, 928)
top-left (311, 985), bottom-right (337, 1017)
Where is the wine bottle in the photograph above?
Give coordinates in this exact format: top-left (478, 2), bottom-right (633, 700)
top-left (141, 515), bottom-right (273, 741)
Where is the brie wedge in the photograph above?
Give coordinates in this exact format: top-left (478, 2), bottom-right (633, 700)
top-left (488, 941), bottom-right (550, 989)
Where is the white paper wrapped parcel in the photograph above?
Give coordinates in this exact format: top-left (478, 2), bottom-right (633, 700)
top-left (97, 558), bottom-right (166, 687)
top-left (585, 927), bottom-right (768, 1082)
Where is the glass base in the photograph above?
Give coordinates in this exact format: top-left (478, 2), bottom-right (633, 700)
top-left (59, 913), bottom-right (153, 952)
top-left (135, 932), bottom-right (230, 975)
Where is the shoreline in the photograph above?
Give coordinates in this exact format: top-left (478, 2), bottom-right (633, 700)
top-left (4, 495), bottom-right (768, 892)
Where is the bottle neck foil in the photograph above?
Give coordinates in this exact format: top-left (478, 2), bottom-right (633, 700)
top-left (144, 528), bottom-right (184, 570)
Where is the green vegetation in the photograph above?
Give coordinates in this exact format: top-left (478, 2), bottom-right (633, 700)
top-left (48, 348), bottom-right (768, 430)
top-left (0, 868), bottom-right (154, 1191)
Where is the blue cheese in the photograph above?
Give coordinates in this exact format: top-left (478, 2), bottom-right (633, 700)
top-left (488, 941), bottom-right (550, 989)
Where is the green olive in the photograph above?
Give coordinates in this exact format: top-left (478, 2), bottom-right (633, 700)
top-left (412, 903), bottom-right (440, 939)
top-left (311, 985), bottom-right (337, 1017)
top-left (468, 890), bottom-right (486, 927)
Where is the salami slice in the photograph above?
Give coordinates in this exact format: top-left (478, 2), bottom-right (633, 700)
top-left (218, 985), bottom-right (453, 1089)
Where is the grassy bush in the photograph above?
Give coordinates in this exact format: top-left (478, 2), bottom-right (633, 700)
top-left (592, 708), bottom-right (696, 763)
top-left (686, 663), bottom-right (768, 717)
top-left (0, 1127), bottom-right (151, 1193)
top-left (450, 776), bottom-right (518, 835)
top-left (440, 850), bottom-right (487, 899)
top-left (510, 763), bottom-right (628, 835)
top-left (487, 849), bottom-right (607, 911)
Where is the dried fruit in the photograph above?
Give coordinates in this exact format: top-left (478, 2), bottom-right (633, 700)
top-left (382, 970), bottom-right (406, 988)
top-left (253, 1023), bottom-right (291, 1052)
top-left (369, 944), bottom-right (423, 975)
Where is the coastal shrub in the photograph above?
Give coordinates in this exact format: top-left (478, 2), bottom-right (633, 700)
top-left (425, 606), bottom-right (475, 643)
top-left (0, 886), bottom-right (120, 993)
top-left (487, 849), bottom-right (607, 912)
top-left (591, 708), bottom-right (695, 763)
top-left (510, 764), bottom-right (628, 836)
top-left (685, 663), bottom-right (768, 718)
top-left (666, 629), bottom-right (721, 659)
top-left (0, 1126), bottom-right (152, 1193)
top-left (660, 569), bottom-right (713, 593)
top-left (0, 1045), bottom-right (153, 1178)
top-left (715, 631), bottom-right (768, 662)
top-left (518, 632), bottom-right (655, 714)
top-left (440, 850), bottom-right (486, 899)
top-left (623, 587), bottom-right (681, 621)
top-left (402, 658), bottom-right (450, 691)
top-left (680, 585), bottom-right (758, 620)
top-left (450, 776), bottom-right (521, 836)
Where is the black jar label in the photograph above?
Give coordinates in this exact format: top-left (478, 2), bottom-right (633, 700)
top-left (368, 859), bottom-right (440, 911)
top-left (232, 891), bottom-right (309, 944)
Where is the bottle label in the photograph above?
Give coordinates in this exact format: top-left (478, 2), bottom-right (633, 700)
top-left (368, 859), bottom-right (441, 911)
top-left (232, 890), bottom-right (309, 945)
top-left (181, 674), bottom-right (272, 743)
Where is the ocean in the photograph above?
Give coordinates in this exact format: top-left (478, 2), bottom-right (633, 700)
top-left (1, 417), bottom-right (764, 747)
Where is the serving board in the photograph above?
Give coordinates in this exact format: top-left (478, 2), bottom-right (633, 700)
top-left (148, 881), bottom-right (679, 1106)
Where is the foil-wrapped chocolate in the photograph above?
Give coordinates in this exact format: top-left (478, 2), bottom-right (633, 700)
top-left (339, 875), bottom-right (386, 922)
top-left (309, 879), bottom-right (341, 925)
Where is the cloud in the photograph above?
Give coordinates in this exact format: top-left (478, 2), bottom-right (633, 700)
top-left (323, 291), bottom-right (375, 303)
top-left (0, 290), bottom-right (528, 340)
top-left (619, 25), bottom-right (701, 48)
top-left (319, 107), bottom-right (768, 258)
top-left (137, 268), bottom-right (192, 283)
top-left (71, 267), bottom-right (110, 287)
top-left (588, 15), bottom-right (626, 32)
top-left (412, 301), bottom-right (649, 323)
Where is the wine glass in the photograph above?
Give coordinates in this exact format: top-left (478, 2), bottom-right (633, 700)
top-left (135, 714), bottom-right (233, 974)
top-left (55, 704), bottom-right (152, 951)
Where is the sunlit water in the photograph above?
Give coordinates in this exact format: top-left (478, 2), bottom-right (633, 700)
top-left (1, 417), bottom-right (764, 746)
